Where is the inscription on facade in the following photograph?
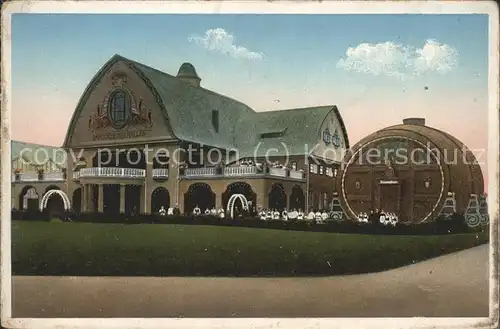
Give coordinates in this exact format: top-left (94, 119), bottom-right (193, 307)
top-left (93, 130), bottom-right (147, 141)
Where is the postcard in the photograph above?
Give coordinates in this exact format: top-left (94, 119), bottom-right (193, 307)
top-left (1, 1), bottom-right (498, 329)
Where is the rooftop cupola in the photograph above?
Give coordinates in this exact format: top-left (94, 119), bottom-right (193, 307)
top-left (403, 118), bottom-right (426, 126)
top-left (176, 62), bottom-right (201, 87)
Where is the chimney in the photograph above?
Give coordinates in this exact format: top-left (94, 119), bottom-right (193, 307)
top-left (177, 62), bottom-right (201, 87)
top-left (403, 118), bottom-right (426, 126)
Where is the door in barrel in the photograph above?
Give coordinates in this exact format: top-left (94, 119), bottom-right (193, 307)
top-left (378, 182), bottom-right (401, 216)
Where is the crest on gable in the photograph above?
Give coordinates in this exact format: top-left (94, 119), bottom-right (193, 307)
top-left (111, 73), bottom-right (128, 87)
top-left (323, 128), bottom-right (331, 145)
top-left (88, 88), bottom-right (153, 133)
top-left (332, 129), bottom-right (341, 148)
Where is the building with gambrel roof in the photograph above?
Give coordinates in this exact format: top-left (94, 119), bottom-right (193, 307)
top-left (12, 54), bottom-right (350, 215)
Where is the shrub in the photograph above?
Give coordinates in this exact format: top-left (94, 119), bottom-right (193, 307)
top-left (10, 209), bottom-right (484, 236)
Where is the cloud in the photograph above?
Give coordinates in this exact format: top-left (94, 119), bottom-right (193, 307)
top-left (336, 39), bottom-right (458, 78)
top-left (413, 39), bottom-right (459, 74)
top-left (189, 28), bottom-right (264, 60)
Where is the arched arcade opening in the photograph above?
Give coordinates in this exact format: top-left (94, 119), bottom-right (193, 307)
top-left (268, 183), bottom-right (287, 211)
top-left (222, 182), bottom-right (256, 212)
top-left (40, 189), bottom-right (71, 215)
top-left (151, 187), bottom-right (170, 214)
top-left (184, 183), bottom-right (215, 214)
top-left (289, 185), bottom-right (305, 211)
top-left (19, 186), bottom-right (39, 211)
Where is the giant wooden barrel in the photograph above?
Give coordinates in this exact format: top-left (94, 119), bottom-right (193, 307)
top-left (336, 118), bottom-right (484, 223)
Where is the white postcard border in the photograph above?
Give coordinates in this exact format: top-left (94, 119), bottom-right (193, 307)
top-left (1, 1), bottom-right (499, 329)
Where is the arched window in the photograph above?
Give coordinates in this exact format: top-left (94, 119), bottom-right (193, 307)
top-left (109, 90), bottom-right (131, 128)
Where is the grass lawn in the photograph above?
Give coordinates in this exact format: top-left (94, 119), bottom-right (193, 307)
top-left (12, 220), bottom-right (488, 277)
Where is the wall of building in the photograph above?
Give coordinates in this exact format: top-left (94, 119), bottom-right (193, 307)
top-left (177, 177), bottom-right (306, 212)
top-left (65, 59), bottom-right (176, 149)
top-left (12, 157), bottom-right (61, 173)
top-left (311, 109), bottom-right (348, 163)
top-left (12, 181), bottom-right (67, 210)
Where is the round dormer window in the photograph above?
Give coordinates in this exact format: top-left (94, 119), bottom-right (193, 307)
top-left (108, 90), bottom-right (131, 129)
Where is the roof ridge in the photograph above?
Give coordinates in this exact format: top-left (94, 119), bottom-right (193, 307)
top-left (122, 55), bottom-right (257, 114)
top-left (124, 56), bottom-right (177, 80)
top-left (257, 105), bottom-right (335, 114)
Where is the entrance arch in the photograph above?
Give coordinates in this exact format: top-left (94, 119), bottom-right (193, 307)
top-left (72, 188), bottom-right (82, 213)
top-left (268, 183), bottom-right (287, 211)
top-left (151, 187), bottom-right (170, 214)
top-left (227, 193), bottom-right (249, 219)
top-left (184, 183), bottom-right (216, 214)
top-left (289, 185), bottom-right (305, 211)
top-left (222, 182), bottom-right (256, 210)
top-left (19, 186), bottom-right (39, 211)
top-left (40, 189), bottom-right (71, 212)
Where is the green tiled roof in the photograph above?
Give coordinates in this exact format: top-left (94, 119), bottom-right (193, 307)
top-left (64, 54), bottom-right (350, 159)
top-left (129, 58), bottom-right (256, 152)
top-left (250, 106), bottom-right (338, 157)
top-left (11, 140), bottom-right (65, 167)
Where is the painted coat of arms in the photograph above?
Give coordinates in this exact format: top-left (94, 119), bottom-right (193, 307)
top-left (88, 74), bottom-right (153, 132)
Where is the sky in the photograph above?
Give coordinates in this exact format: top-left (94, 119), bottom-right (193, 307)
top-left (11, 14), bottom-right (490, 186)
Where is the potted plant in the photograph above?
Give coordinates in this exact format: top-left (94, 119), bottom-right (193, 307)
top-left (14, 168), bottom-right (21, 181)
top-left (37, 168), bottom-right (45, 180)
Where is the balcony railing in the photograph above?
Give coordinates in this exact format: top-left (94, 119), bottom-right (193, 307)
top-left (79, 167), bottom-right (146, 179)
top-left (45, 172), bottom-right (65, 180)
top-left (12, 172), bottom-right (65, 182)
top-left (269, 167), bottom-right (287, 177)
top-left (13, 166), bottom-right (306, 183)
top-left (224, 166), bottom-right (258, 176)
top-left (184, 167), bottom-right (216, 177)
top-left (289, 170), bottom-right (305, 180)
top-left (152, 168), bottom-right (169, 179)
top-left (181, 166), bottom-right (305, 180)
